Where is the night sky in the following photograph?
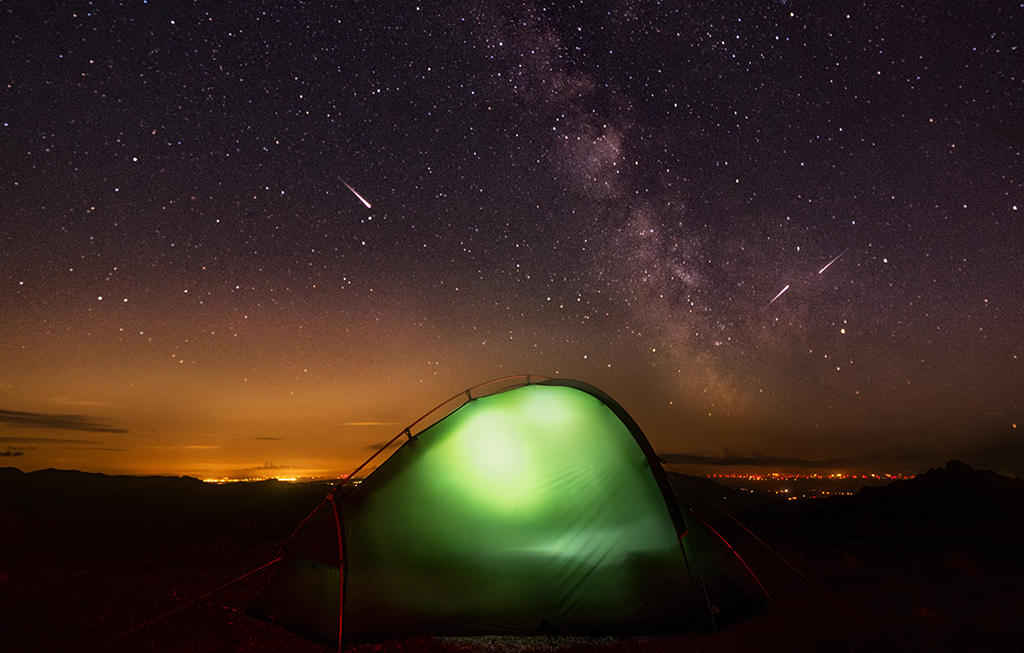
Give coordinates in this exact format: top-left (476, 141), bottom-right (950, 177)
top-left (2, 1), bottom-right (1021, 479)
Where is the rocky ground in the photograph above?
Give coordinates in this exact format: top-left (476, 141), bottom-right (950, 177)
top-left (2, 461), bottom-right (1021, 652)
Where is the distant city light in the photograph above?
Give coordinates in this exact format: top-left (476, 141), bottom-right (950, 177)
top-left (704, 471), bottom-right (914, 499)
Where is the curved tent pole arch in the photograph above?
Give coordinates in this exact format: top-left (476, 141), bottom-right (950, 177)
top-left (321, 374), bottom-right (693, 552)
top-left (334, 375), bottom-right (552, 491)
top-left (536, 377), bottom-right (691, 539)
top-left (281, 373), bottom-right (698, 577)
top-left (272, 375), bottom-right (554, 565)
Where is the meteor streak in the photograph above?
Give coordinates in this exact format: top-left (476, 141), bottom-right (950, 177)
top-left (340, 178), bottom-right (372, 209)
top-left (767, 284), bottom-right (790, 306)
top-left (818, 248), bottom-right (849, 274)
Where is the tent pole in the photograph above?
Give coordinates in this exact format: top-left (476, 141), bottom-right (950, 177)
top-left (327, 493), bottom-right (345, 651)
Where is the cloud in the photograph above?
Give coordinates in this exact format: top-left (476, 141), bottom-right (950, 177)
top-left (364, 439), bottom-right (407, 451)
top-left (0, 436), bottom-right (96, 444)
top-left (0, 409), bottom-right (127, 433)
top-left (254, 436), bottom-right (283, 441)
top-left (46, 398), bottom-right (115, 407)
top-left (659, 447), bottom-right (957, 472)
top-left (1, 450), bottom-right (24, 457)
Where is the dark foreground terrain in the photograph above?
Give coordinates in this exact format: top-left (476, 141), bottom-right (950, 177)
top-left (2, 461), bottom-right (1022, 653)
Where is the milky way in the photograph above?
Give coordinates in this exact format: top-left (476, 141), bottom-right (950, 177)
top-left (1, 1), bottom-right (1021, 478)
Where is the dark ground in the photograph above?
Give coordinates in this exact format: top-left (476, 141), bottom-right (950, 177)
top-left (2, 461), bottom-right (1022, 653)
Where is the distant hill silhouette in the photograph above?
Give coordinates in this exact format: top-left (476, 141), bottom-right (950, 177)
top-left (808, 460), bottom-right (1024, 522)
top-left (802, 460), bottom-right (1024, 561)
top-left (0, 467), bottom-right (335, 570)
top-left (0, 466), bottom-right (330, 521)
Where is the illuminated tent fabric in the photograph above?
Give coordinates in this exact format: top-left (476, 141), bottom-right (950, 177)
top-left (246, 378), bottom-right (766, 646)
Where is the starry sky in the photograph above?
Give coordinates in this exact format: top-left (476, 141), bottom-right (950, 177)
top-left (2, 1), bottom-right (1021, 479)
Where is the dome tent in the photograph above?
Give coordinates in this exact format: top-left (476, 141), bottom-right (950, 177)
top-left (246, 376), bottom-right (767, 646)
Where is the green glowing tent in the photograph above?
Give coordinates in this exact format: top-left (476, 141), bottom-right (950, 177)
top-left (246, 377), bottom-right (766, 646)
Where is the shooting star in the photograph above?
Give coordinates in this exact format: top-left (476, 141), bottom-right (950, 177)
top-left (340, 178), bottom-right (372, 209)
top-left (767, 284), bottom-right (790, 307)
top-left (818, 248), bottom-right (849, 274)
